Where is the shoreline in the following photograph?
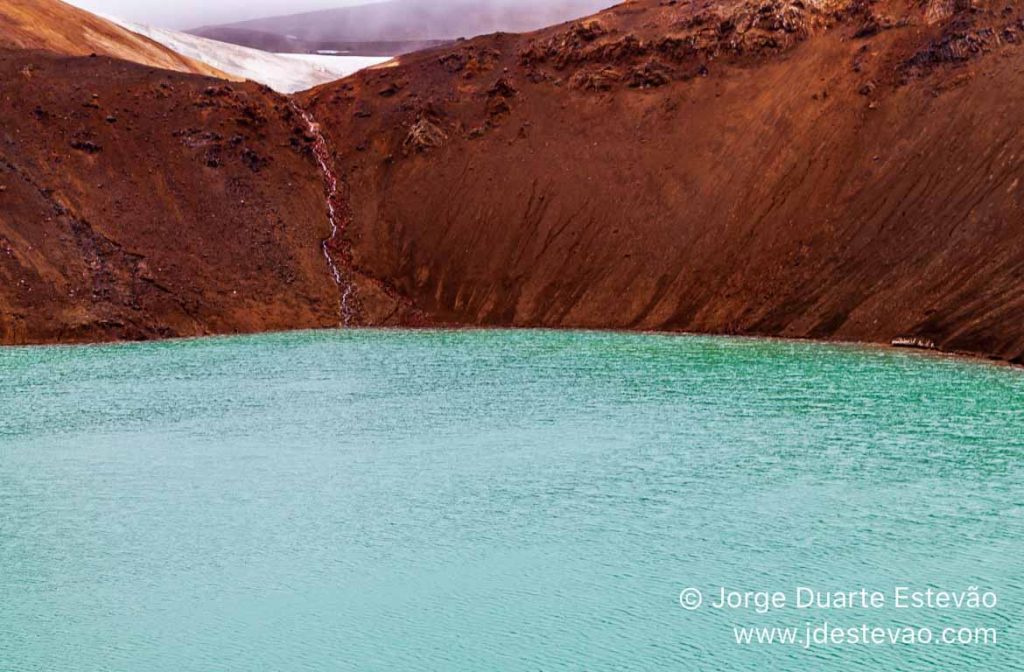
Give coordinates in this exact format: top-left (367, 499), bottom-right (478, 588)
top-left (2, 324), bottom-right (1021, 372)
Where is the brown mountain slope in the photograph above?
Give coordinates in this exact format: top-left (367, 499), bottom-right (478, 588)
top-left (0, 50), bottom-right (339, 343)
top-left (300, 0), bottom-right (1024, 363)
top-left (0, 0), bottom-right (229, 78)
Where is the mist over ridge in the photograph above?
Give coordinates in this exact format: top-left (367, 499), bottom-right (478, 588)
top-left (190, 0), bottom-right (615, 48)
top-left (63, 0), bottom-right (375, 30)
top-left (63, 0), bottom-right (612, 34)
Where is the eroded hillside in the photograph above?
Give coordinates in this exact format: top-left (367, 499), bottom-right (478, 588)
top-left (301, 0), bottom-right (1024, 363)
top-left (0, 51), bottom-right (341, 343)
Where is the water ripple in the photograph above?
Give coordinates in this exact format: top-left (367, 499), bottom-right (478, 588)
top-left (1, 330), bottom-right (1021, 670)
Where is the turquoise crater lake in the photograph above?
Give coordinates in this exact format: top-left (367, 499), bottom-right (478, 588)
top-left (1, 330), bottom-right (1022, 670)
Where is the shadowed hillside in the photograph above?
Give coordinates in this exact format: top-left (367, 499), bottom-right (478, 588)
top-left (0, 51), bottom-right (339, 343)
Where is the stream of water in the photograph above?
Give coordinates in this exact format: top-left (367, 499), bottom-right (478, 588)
top-left (291, 103), bottom-right (355, 325)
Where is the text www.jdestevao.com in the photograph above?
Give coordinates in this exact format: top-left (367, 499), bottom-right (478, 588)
top-left (733, 622), bottom-right (998, 648)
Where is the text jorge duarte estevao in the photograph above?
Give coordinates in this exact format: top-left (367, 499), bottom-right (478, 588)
top-left (677, 586), bottom-right (1001, 649)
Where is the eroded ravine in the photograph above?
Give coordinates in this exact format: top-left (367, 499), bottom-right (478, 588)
top-left (290, 101), bottom-right (356, 326)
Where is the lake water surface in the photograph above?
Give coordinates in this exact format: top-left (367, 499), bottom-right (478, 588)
top-left (1, 330), bottom-right (1021, 670)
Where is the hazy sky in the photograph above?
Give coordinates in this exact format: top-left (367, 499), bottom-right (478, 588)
top-left (65, 0), bottom-right (379, 30)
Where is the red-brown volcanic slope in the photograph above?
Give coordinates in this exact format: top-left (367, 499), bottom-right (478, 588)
top-left (0, 0), bottom-right (228, 78)
top-left (302, 0), bottom-right (1024, 363)
top-left (0, 50), bottom-right (340, 343)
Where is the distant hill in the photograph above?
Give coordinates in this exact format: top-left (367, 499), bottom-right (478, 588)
top-left (105, 16), bottom-right (390, 93)
top-left (0, 0), bottom-right (227, 78)
top-left (190, 0), bottom-right (613, 55)
top-left (186, 26), bottom-right (447, 58)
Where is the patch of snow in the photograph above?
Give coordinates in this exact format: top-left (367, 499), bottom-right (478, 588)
top-left (104, 16), bottom-right (392, 93)
top-left (278, 53), bottom-right (392, 76)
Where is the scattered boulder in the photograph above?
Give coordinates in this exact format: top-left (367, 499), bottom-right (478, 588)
top-left (656, 36), bottom-right (699, 61)
top-left (70, 140), bottom-right (102, 153)
top-left (487, 77), bottom-right (519, 99)
top-left (403, 117), bottom-right (447, 153)
top-left (570, 66), bottom-right (623, 91)
top-left (853, 15), bottom-right (902, 38)
top-left (438, 53), bottom-right (467, 73)
top-left (486, 77), bottom-right (518, 118)
top-left (520, 20), bottom-right (608, 68)
top-left (592, 34), bottom-right (649, 63)
top-left (241, 148), bottom-right (270, 172)
top-left (202, 85), bottom-right (232, 97)
top-left (486, 97), bottom-right (513, 118)
top-left (902, 27), bottom-right (992, 76)
top-left (456, 47), bottom-right (502, 79)
top-left (569, 20), bottom-right (607, 43)
top-left (175, 129), bottom-right (222, 149)
top-left (629, 61), bottom-right (673, 88)
top-left (236, 103), bottom-right (267, 128)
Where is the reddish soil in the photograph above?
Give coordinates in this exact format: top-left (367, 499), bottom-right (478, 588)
top-left (301, 0), bottom-right (1024, 364)
top-left (0, 50), bottom-right (340, 343)
top-left (2, 0), bottom-right (1023, 364)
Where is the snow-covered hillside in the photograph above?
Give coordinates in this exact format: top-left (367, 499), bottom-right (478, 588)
top-left (106, 17), bottom-right (391, 93)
